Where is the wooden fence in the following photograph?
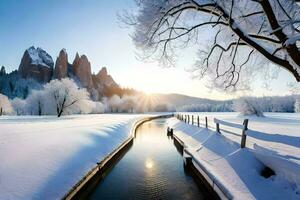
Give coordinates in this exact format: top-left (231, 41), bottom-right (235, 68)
top-left (174, 114), bottom-right (249, 148)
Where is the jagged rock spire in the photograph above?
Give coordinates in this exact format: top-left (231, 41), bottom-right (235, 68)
top-left (54, 49), bottom-right (68, 79)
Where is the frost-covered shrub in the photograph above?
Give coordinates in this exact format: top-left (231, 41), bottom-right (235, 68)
top-left (91, 101), bottom-right (105, 114)
top-left (295, 99), bottom-right (300, 113)
top-left (233, 97), bottom-right (264, 117)
top-left (75, 100), bottom-right (104, 114)
top-left (120, 95), bottom-right (136, 113)
top-left (25, 89), bottom-right (46, 115)
top-left (108, 95), bottom-right (122, 112)
top-left (11, 97), bottom-right (27, 115)
top-left (176, 102), bottom-right (233, 112)
top-left (0, 93), bottom-right (13, 115)
top-left (107, 94), bottom-right (172, 113)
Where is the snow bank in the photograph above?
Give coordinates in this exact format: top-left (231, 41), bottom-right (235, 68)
top-left (253, 144), bottom-right (300, 194)
top-left (181, 112), bottom-right (300, 160)
top-left (168, 117), bottom-right (300, 199)
top-left (0, 114), bottom-right (152, 200)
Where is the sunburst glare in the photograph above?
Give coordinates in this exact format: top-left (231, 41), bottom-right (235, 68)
top-left (135, 93), bottom-right (159, 112)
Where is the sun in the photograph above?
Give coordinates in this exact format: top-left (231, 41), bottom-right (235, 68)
top-left (133, 92), bottom-right (159, 112)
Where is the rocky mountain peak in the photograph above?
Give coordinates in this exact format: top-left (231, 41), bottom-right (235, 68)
top-left (72, 53), bottom-right (93, 88)
top-left (95, 67), bottom-right (118, 88)
top-left (26, 46), bottom-right (54, 68)
top-left (54, 48), bottom-right (68, 79)
top-left (18, 46), bottom-right (54, 82)
top-left (72, 52), bottom-right (80, 75)
top-left (97, 67), bottom-right (108, 78)
top-left (9, 47), bottom-right (122, 100)
top-left (58, 48), bottom-right (67, 59)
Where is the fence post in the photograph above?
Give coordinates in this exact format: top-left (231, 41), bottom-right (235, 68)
top-left (205, 117), bottom-right (208, 128)
top-left (216, 122), bottom-right (220, 133)
top-left (192, 115), bottom-right (194, 125)
top-left (241, 119), bottom-right (249, 148)
top-left (188, 115), bottom-right (190, 124)
top-left (197, 116), bottom-right (199, 127)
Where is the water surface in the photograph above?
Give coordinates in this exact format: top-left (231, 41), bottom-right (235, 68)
top-left (89, 118), bottom-right (206, 200)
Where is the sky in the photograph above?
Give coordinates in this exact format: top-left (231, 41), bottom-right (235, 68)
top-left (0, 0), bottom-right (297, 100)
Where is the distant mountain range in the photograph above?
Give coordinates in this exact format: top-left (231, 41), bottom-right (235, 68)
top-left (0, 46), bottom-right (125, 100)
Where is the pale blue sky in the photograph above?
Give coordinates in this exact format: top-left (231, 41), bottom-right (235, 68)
top-left (0, 0), bottom-right (296, 99)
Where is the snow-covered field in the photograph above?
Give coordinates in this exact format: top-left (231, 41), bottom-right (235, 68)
top-left (0, 114), bottom-right (153, 200)
top-left (169, 112), bottom-right (300, 199)
top-left (1, 112), bottom-right (299, 200)
top-left (181, 112), bottom-right (300, 163)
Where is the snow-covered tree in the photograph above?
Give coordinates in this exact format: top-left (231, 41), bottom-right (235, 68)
top-left (125, 0), bottom-right (300, 90)
top-left (0, 94), bottom-right (13, 115)
top-left (108, 95), bottom-right (122, 112)
top-left (120, 95), bottom-right (136, 113)
top-left (91, 101), bottom-right (105, 114)
top-left (177, 102), bottom-right (233, 112)
top-left (26, 89), bottom-right (46, 115)
top-left (43, 78), bottom-right (90, 117)
top-left (11, 97), bottom-right (26, 115)
top-left (233, 97), bottom-right (264, 116)
top-left (295, 99), bottom-right (300, 112)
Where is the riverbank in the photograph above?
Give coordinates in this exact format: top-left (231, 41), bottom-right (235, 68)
top-left (0, 114), bottom-right (157, 199)
top-left (64, 114), bottom-right (172, 199)
top-left (167, 117), bottom-right (300, 200)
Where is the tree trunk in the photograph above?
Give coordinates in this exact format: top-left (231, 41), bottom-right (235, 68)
top-left (38, 101), bottom-right (42, 116)
top-left (58, 108), bottom-right (63, 117)
top-left (57, 95), bottom-right (67, 117)
top-left (0, 107), bottom-right (2, 116)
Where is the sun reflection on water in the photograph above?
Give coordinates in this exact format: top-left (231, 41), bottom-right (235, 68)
top-left (145, 159), bottom-right (154, 169)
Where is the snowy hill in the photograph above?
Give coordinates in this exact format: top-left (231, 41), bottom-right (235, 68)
top-left (154, 93), bottom-right (224, 106)
top-left (154, 93), bottom-right (233, 111)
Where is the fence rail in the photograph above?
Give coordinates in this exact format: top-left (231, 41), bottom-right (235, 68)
top-left (174, 114), bottom-right (249, 148)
